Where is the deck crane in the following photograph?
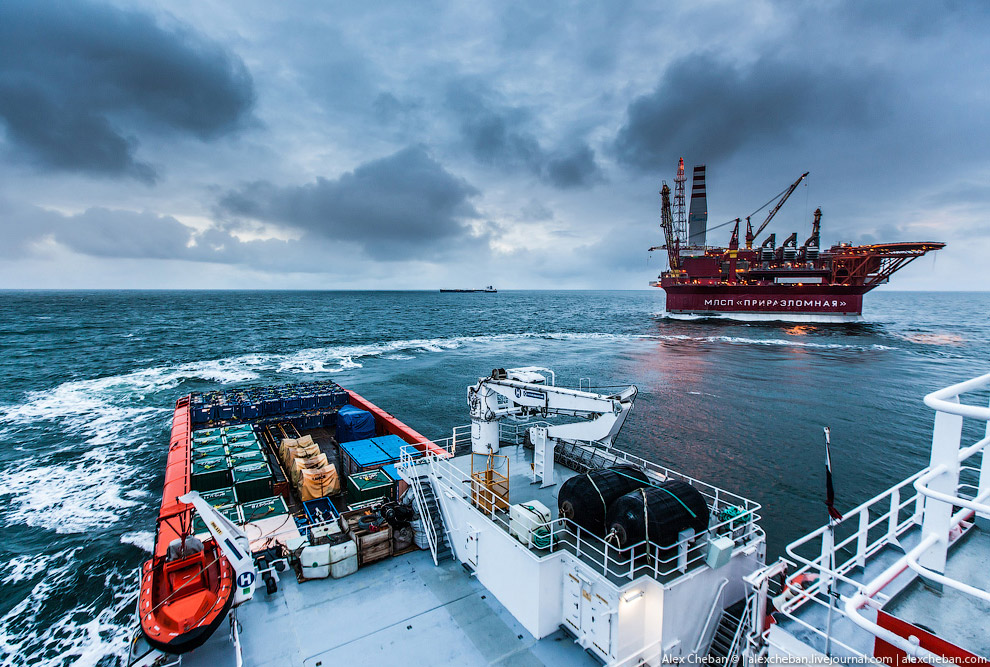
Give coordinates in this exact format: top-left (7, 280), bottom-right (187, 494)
top-left (467, 368), bottom-right (638, 487)
top-left (748, 171), bottom-right (809, 248)
top-left (647, 182), bottom-right (679, 269)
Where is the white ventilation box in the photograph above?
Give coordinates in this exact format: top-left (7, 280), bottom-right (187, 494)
top-left (706, 535), bottom-right (735, 569)
top-left (509, 500), bottom-right (552, 547)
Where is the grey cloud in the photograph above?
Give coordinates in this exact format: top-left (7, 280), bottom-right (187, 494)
top-left (218, 146), bottom-right (483, 260)
top-left (0, 0), bottom-right (254, 181)
top-left (445, 79), bottom-right (603, 189)
top-left (613, 54), bottom-right (888, 172)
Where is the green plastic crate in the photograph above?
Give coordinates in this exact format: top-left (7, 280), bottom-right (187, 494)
top-left (192, 433), bottom-right (225, 447)
top-left (223, 424), bottom-right (254, 436)
top-left (232, 461), bottom-right (273, 503)
top-left (192, 505), bottom-right (241, 537)
top-left (191, 456), bottom-right (231, 492)
top-left (193, 427), bottom-right (223, 439)
top-left (226, 439), bottom-right (263, 456)
top-left (346, 469), bottom-right (394, 504)
top-left (229, 449), bottom-right (267, 467)
top-left (225, 431), bottom-right (258, 445)
top-left (239, 496), bottom-right (289, 523)
top-left (201, 486), bottom-right (238, 507)
top-left (191, 444), bottom-right (227, 460)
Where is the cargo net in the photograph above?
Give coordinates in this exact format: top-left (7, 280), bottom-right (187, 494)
top-left (553, 440), bottom-right (625, 474)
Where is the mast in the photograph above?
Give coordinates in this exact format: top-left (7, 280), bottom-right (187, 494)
top-left (673, 158), bottom-right (687, 244)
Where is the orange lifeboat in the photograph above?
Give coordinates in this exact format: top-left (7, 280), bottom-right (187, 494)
top-left (138, 529), bottom-right (235, 653)
top-left (139, 396), bottom-right (236, 653)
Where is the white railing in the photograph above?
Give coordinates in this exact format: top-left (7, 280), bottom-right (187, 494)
top-left (609, 637), bottom-right (663, 666)
top-left (693, 578), bottom-right (728, 654)
top-left (396, 428), bottom-right (763, 585)
top-left (749, 372), bottom-right (990, 665)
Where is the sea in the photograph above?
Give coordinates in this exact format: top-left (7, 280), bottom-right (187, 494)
top-left (0, 289), bottom-right (986, 665)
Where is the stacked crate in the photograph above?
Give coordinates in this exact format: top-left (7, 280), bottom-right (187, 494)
top-left (190, 381), bottom-right (350, 428)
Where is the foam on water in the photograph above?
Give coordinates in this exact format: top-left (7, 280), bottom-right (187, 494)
top-left (0, 449), bottom-right (142, 534)
top-left (119, 530), bottom-right (154, 553)
top-left (0, 549), bottom-right (134, 667)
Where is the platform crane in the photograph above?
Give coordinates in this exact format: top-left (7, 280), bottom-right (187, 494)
top-left (749, 171), bottom-right (809, 248)
top-left (467, 368), bottom-right (638, 487)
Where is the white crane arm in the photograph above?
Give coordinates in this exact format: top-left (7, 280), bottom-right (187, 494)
top-left (179, 491), bottom-right (257, 607)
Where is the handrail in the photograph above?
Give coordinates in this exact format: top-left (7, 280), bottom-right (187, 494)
top-left (404, 456), bottom-right (440, 564)
top-left (693, 578), bottom-right (728, 654)
top-left (923, 372), bottom-right (990, 419)
top-left (609, 636), bottom-right (663, 666)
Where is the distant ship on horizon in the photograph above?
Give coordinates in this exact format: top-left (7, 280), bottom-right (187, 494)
top-left (649, 159), bottom-right (944, 322)
top-left (439, 285), bottom-right (497, 293)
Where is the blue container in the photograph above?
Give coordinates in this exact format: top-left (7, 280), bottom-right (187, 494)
top-left (300, 395), bottom-right (317, 411)
top-left (216, 405), bottom-right (235, 421)
top-left (301, 413), bottom-right (321, 430)
top-left (381, 463), bottom-right (402, 482)
top-left (316, 393), bottom-right (333, 409)
top-left (370, 435), bottom-right (409, 462)
top-left (303, 497), bottom-right (338, 525)
top-left (336, 405), bottom-right (376, 443)
top-left (262, 398), bottom-right (280, 416)
top-left (339, 437), bottom-right (392, 473)
top-left (331, 391), bottom-right (350, 407)
top-left (240, 403), bottom-right (261, 419)
top-left (191, 404), bottom-right (211, 425)
top-left (322, 412), bottom-right (337, 429)
top-left (282, 397), bottom-right (302, 414)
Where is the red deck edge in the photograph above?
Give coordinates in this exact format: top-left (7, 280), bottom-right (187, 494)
top-left (156, 396), bottom-right (193, 558)
top-left (346, 389), bottom-right (450, 459)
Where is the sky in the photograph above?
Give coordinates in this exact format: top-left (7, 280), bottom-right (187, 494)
top-left (0, 0), bottom-right (987, 290)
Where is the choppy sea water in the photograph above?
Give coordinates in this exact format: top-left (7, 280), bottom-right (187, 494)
top-left (0, 289), bottom-right (986, 665)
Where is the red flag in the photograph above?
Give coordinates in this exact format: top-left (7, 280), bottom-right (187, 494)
top-left (824, 427), bottom-right (843, 521)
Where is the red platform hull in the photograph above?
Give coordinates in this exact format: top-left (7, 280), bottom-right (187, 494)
top-left (661, 283), bottom-right (870, 318)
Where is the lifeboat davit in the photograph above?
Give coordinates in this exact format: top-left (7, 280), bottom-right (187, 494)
top-left (138, 533), bottom-right (235, 654)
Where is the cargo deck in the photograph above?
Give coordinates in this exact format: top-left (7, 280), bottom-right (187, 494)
top-left (181, 550), bottom-right (598, 667)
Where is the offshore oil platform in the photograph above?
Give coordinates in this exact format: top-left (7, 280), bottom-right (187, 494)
top-left (650, 159), bottom-right (945, 321)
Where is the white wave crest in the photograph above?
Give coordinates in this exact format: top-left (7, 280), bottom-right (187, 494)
top-left (0, 447), bottom-right (142, 534)
top-left (644, 334), bottom-right (895, 351)
top-left (0, 550), bottom-right (133, 667)
top-left (120, 530), bottom-right (154, 553)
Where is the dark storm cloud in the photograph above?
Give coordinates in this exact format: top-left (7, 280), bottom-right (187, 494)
top-left (0, 0), bottom-right (254, 181)
top-left (612, 54), bottom-right (888, 171)
top-left (445, 79), bottom-right (603, 189)
top-left (218, 146), bottom-right (482, 260)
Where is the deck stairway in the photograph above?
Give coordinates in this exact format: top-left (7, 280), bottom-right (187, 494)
top-left (707, 599), bottom-right (748, 664)
top-left (411, 474), bottom-right (452, 564)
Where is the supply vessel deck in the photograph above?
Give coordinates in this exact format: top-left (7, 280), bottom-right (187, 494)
top-left (126, 368), bottom-right (990, 666)
top-left (649, 159), bottom-right (945, 321)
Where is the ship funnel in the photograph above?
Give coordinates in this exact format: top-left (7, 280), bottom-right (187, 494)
top-left (688, 165), bottom-right (707, 246)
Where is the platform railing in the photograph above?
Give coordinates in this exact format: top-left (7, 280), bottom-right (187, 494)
top-left (397, 429), bottom-right (764, 585)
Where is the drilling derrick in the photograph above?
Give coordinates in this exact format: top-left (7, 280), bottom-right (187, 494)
top-left (673, 158), bottom-right (687, 244)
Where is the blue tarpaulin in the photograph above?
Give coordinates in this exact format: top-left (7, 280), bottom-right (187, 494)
top-left (336, 405), bottom-right (376, 443)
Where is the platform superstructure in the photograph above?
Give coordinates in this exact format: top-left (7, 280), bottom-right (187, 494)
top-left (650, 160), bottom-right (945, 321)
